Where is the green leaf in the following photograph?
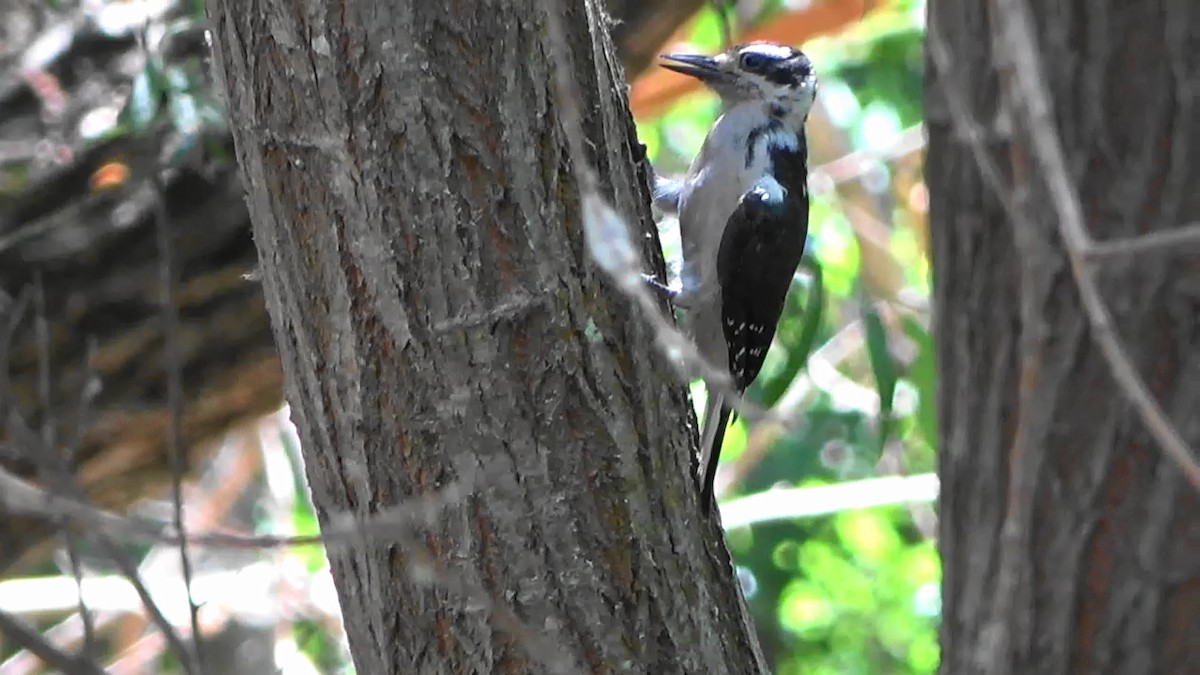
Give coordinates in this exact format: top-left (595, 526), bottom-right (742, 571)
top-left (146, 58), bottom-right (172, 95)
top-left (122, 60), bottom-right (171, 132)
top-left (123, 69), bottom-right (160, 130)
top-left (756, 255), bottom-right (825, 407)
top-left (687, 7), bottom-right (728, 52)
top-left (807, 204), bottom-right (860, 299)
top-left (862, 301), bottom-right (897, 453)
top-left (172, 92), bottom-right (200, 130)
top-left (793, 256), bottom-right (826, 374)
top-left (835, 509), bottom-right (902, 565)
top-left (901, 316), bottom-right (937, 449)
top-left (640, 124), bottom-right (661, 164)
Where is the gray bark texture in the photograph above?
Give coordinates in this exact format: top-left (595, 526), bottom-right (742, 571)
top-left (927, 1), bottom-right (1200, 673)
top-left (0, 0), bottom-right (699, 574)
top-left (206, 0), bottom-right (767, 673)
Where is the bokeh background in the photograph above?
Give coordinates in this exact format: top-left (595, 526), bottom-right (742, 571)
top-left (640, 3), bottom-right (935, 673)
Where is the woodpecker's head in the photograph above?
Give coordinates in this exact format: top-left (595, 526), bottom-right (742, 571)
top-left (660, 42), bottom-right (817, 126)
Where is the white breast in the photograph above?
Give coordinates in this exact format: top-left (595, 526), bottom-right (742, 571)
top-left (675, 103), bottom-right (785, 369)
top-left (677, 106), bottom-right (775, 296)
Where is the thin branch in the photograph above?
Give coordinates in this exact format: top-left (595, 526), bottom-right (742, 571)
top-left (0, 609), bottom-right (120, 674)
top-left (32, 276), bottom-right (99, 663)
top-left (808, 124), bottom-right (926, 194)
top-left (925, 17), bottom-right (1020, 223)
top-left (992, 0), bottom-right (1200, 489)
top-left (0, 608), bottom-right (106, 675)
top-left (0, 461), bottom-right (472, 552)
top-left (142, 29), bottom-right (204, 667)
top-left (0, 442), bottom-right (200, 675)
top-left (1085, 222), bottom-right (1200, 260)
top-left (719, 473), bottom-right (938, 530)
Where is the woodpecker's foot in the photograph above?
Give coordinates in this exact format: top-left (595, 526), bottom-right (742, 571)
top-left (652, 175), bottom-right (683, 213)
top-left (641, 273), bottom-right (679, 301)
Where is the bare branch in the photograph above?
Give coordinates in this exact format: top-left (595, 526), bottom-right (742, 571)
top-left (0, 461), bottom-right (474, 552)
top-left (139, 27), bottom-right (204, 663)
top-left (1085, 222), bottom-right (1200, 260)
top-left (0, 608), bottom-right (106, 675)
top-left (991, 0), bottom-right (1200, 489)
top-left (31, 276), bottom-right (99, 662)
top-left (925, 18), bottom-right (1020, 223)
top-left (719, 473), bottom-right (938, 530)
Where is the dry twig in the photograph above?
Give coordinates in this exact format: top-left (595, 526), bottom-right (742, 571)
top-left (992, 0), bottom-right (1200, 489)
top-left (1085, 221), bottom-right (1200, 259)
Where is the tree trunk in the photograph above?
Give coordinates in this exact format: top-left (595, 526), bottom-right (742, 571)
top-left (0, 0), bottom-right (696, 572)
top-left (926, 1), bottom-right (1200, 673)
top-left (206, 1), bottom-right (765, 673)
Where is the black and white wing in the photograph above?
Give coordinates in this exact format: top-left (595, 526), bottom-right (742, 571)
top-left (717, 176), bottom-right (808, 391)
top-left (700, 169), bottom-right (809, 511)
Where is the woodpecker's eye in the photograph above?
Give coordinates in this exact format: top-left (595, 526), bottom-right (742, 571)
top-left (740, 53), bottom-right (770, 71)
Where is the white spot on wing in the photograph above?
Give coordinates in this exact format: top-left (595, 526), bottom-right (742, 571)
top-left (765, 126), bottom-right (798, 152)
top-left (748, 177), bottom-right (786, 205)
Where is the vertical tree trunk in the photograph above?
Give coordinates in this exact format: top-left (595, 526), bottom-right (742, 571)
top-left (206, 1), bottom-right (766, 673)
top-left (927, 1), bottom-right (1200, 673)
top-left (0, 0), bottom-right (699, 575)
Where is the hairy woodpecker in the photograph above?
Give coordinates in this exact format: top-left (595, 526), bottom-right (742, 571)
top-left (651, 42), bottom-right (815, 513)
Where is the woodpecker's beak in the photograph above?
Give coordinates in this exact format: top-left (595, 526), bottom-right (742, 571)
top-left (659, 53), bottom-right (722, 82)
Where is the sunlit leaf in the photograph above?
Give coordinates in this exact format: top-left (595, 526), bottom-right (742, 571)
top-left (818, 79), bottom-right (862, 128)
top-left (908, 629), bottom-right (940, 672)
top-left (808, 204), bottom-right (859, 298)
top-left (719, 414), bottom-right (749, 466)
top-left (688, 6), bottom-right (731, 52)
top-left (889, 217), bottom-right (930, 291)
top-left (772, 539), bottom-right (802, 570)
top-left (901, 543), bottom-right (941, 588)
top-left (901, 316), bottom-right (936, 449)
top-left (793, 256), bottom-right (825, 373)
top-left (641, 124), bottom-right (661, 164)
top-left (123, 67), bottom-right (161, 131)
top-left (780, 579), bottom-right (835, 634)
top-left (835, 509), bottom-right (902, 565)
top-left (757, 255), bottom-right (825, 407)
top-left (859, 101), bottom-right (903, 152)
top-left (661, 96), bottom-right (719, 159)
top-left (803, 539), bottom-right (874, 611)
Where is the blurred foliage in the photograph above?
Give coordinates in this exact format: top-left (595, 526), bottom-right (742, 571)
top-left (641, 0), bottom-right (935, 672)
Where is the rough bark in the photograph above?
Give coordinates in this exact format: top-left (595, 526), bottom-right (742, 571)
top-left (926, 1), bottom-right (1200, 673)
top-left (0, 0), bottom-right (695, 571)
top-left (206, 0), bottom-right (765, 673)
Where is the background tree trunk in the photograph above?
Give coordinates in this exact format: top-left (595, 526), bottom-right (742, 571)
top-left (926, 1), bottom-right (1200, 673)
top-left (206, 0), bottom-right (765, 673)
